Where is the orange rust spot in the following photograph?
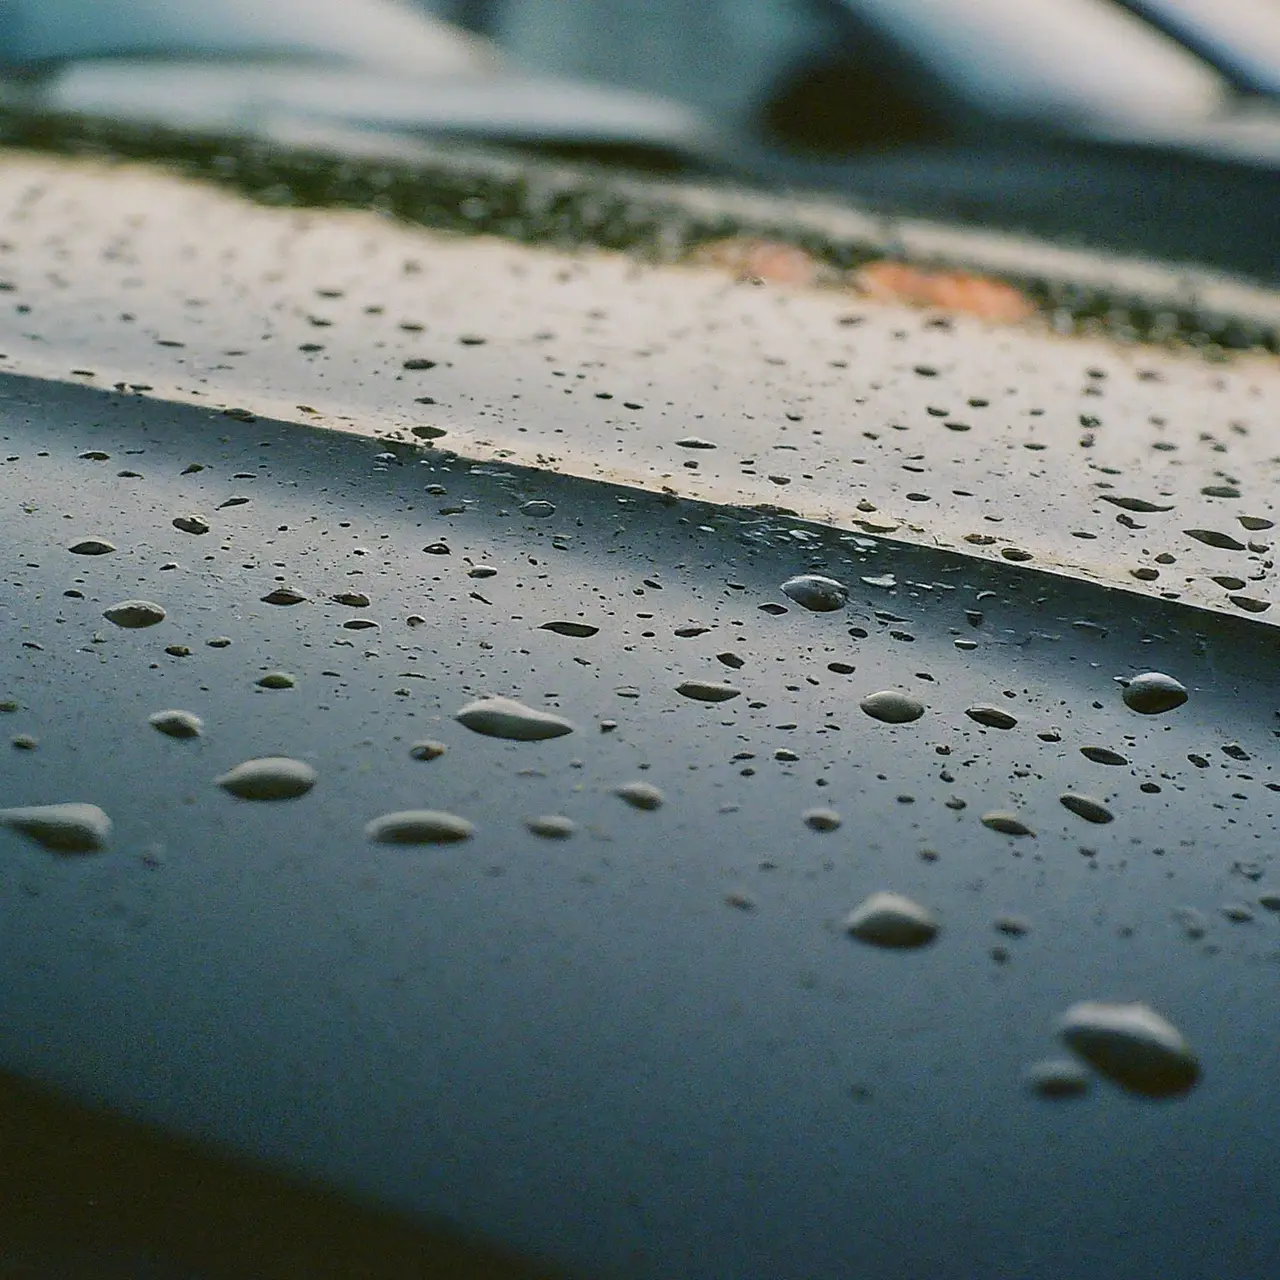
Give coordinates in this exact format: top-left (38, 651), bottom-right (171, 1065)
top-left (852, 260), bottom-right (1036, 322)
top-left (692, 237), bottom-right (832, 287)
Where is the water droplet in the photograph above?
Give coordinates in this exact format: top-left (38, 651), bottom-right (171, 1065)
top-left (332, 592), bottom-right (371, 607)
top-left (981, 811), bottom-right (1035, 836)
top-left (1080, 746), bottom-right (1128, 766)
top-left (1173, 907), bottom-right (1208, 939)
top-left (1099, 496), bottom-right (1174, 513)
top-left (1221, 903), bottom-right (1254, 923)
top-left (255, 671), bottom-right (296, 689)
top-left (525, 815), bottom-right (576, 839)
top-left (1230, 595), bottom-right (1271, 613)
top-left (859, 691), bottom-right (925, 723)
top-left (861, 573), bottom-right (897, 589)
top-left (148, 709), bottom-right (203, 739)
top-left (261, 589), bottom-right (306, 606)
top-left (1184, 529), bottom-right (1246, 551)
top-left (103, 599), bottom-right (165, 628)
top-left (676, 680), bottom-right (741, 703)
top-left (1025, 1059), bottom-right (1092, 1099)
top-left (173, 515), bottom-right (210, 535)
top-left (0, 802), bottom-right (111, 853)
top-left (1057, 1001), bottom-right (1199, 1098)
top-left (540, 621), bottom-right (599, 638)
top-left (207, 637), bottom-right (232, 648)
top-left (845, 892), bottom-right (938, 948)
top-left (215, 757), bottom-right (315, 800)
top-left (615, 781), bottom-right (664, 810)
top-left (409, 740), bottom-right (448, 760)
top-left (966, 705), bottom-right (1017, 729)
top-left (994, 914), bottom-right (1031, 936)
top-left (803, 807), bottom-right (841, 832)
top-left (468, 566), bottom-right (498, 579)
top-left (1122, 673), bottom-right (1187, 715)
top-left (1059, 793), bottom-right (1114, 824)
top-left (780, 574), bottom-right (849, 612)
top-left (520, 500), bottom-right (556, 518)
top-left (675, 437), bottom-right (717, 449)
top-left (455, 696), bottom-right (574, 741)
top-left (365, 810), bottom-right (473, 844)
top-left (11, 733), bottom-right (36, 750)
top-left (68, 538), bottom-right (115, 555)
top-left (1239, 516), bottom-right (1273, 532)
top-left (217, 496), bottom-right (250, 510)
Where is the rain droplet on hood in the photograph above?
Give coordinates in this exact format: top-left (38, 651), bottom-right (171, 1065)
top-left (1098, 495), bottom-right (1174, 513)
top-left (1057, 1001), bottom-right (1199, 1098)
top-left (103, 599), bottom-right (165, 628)
top-left (1183, 529), bottom-right (1246, 551)
top-left (525, 814), bottom-right (577, 839)
top-left (1025, 1059), bottom-right (1092, 1099)
top-left (332, 591), bottom-right (371, 607)
top-left (454, 696), bottom-right (574, 741)
top-left (1122, 673), bottom-right (1187, 715)
top-left (540, 621), bottom-right (600, 637)
top-left (859, 691), bottom-right (925, 723)
top-left (261, 588), bottom-right (307, 606)
top-left (520, 500), bottom-right (556, 518)
top-left (981, 811), bottom-right (1035, 836)
top-left (615, 781), bottom-right (664, 810)
top-left (69, 538), bottom-right (116, 555)
top-left (255, 672), bottom-right (296, 689)
top-left (0, 802), bottom-right (111, 853)
top-left (365, 809), bottom-right (473, 844)
top-left (676, 680), bottom-right (741, 703)
top-left (803, 807), bottom-right (841, 832)
top-left (845, 892), bottom-right (938, 948)
top-left (409, 739), bottom-right (448, 760)
top-left (781, 574), bottom-right (849, 612)
top-left (148, 709), bottom-right (203, 739)
top-left (173, 515), bottom-right (210, 535)
top-left (215, 757), bottom-right (316, 800)
top-left (1080, 746), bottom-right (1128, 766)
top-left (675, 437), bottom-right (717, 449)
top-left (965, 705), bottom-right (1017, 729)
top-left (1059, 793), bottom-right (1114, 824)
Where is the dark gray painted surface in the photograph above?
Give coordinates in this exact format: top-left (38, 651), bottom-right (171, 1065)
top-left (2, 374), bottom-right (1279, 1278)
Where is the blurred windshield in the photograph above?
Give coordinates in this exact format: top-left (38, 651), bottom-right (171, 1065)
top-left (0, 0), bottom-right (492, 73)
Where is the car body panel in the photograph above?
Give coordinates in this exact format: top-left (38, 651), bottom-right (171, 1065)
top-left (1, 149), bottom-right (1279, 1277)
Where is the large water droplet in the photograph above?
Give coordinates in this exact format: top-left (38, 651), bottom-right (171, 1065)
top-left (803, 807), bottom-right (841, 832)
top-left (173, 515), bottom-right (210, 535)
top-left (148, 709), bottom-right (203, 739)
top-left (615, 781), bottom-right (664, 810)
top-left (455, 696), bottom-right (574, 741)
top-left (103, 600), bottom-right (165, 628)
top-left (525, 815), bottom-right (577, 839)
top-left (0, 802), bottom-right (111, 853)
top-left (215, 757), bottom-right (316, 800)
top-left (365, 810), bottom-right (473, 844)
top-left (1059, 793), bottom-right (1114, 824)
top-left (845, 892), bottom-right (938, 948)
top-left (409, 740), bottom-right (448, 761)
top-left (261, 588), bottom-right (307, 606)
top-left (981, 811), bottom-right (1035, 836)
top-left (1122, 673), bottom-right (1187, 715)
top-left (781, 574), bottom-right (849, 612)
top-left (676, 680), bottom-right (741, 703)
top-left (1058, 1001), bottom-right (1199, 1098)
top-left (69, 538), bottom-right (116, 555)
top-left (860, 691), bottom-right (925, 723)
top-left (540, 622), bottom-right (599, 637)
top-left (966, 705), bottom-right (1017, 729)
